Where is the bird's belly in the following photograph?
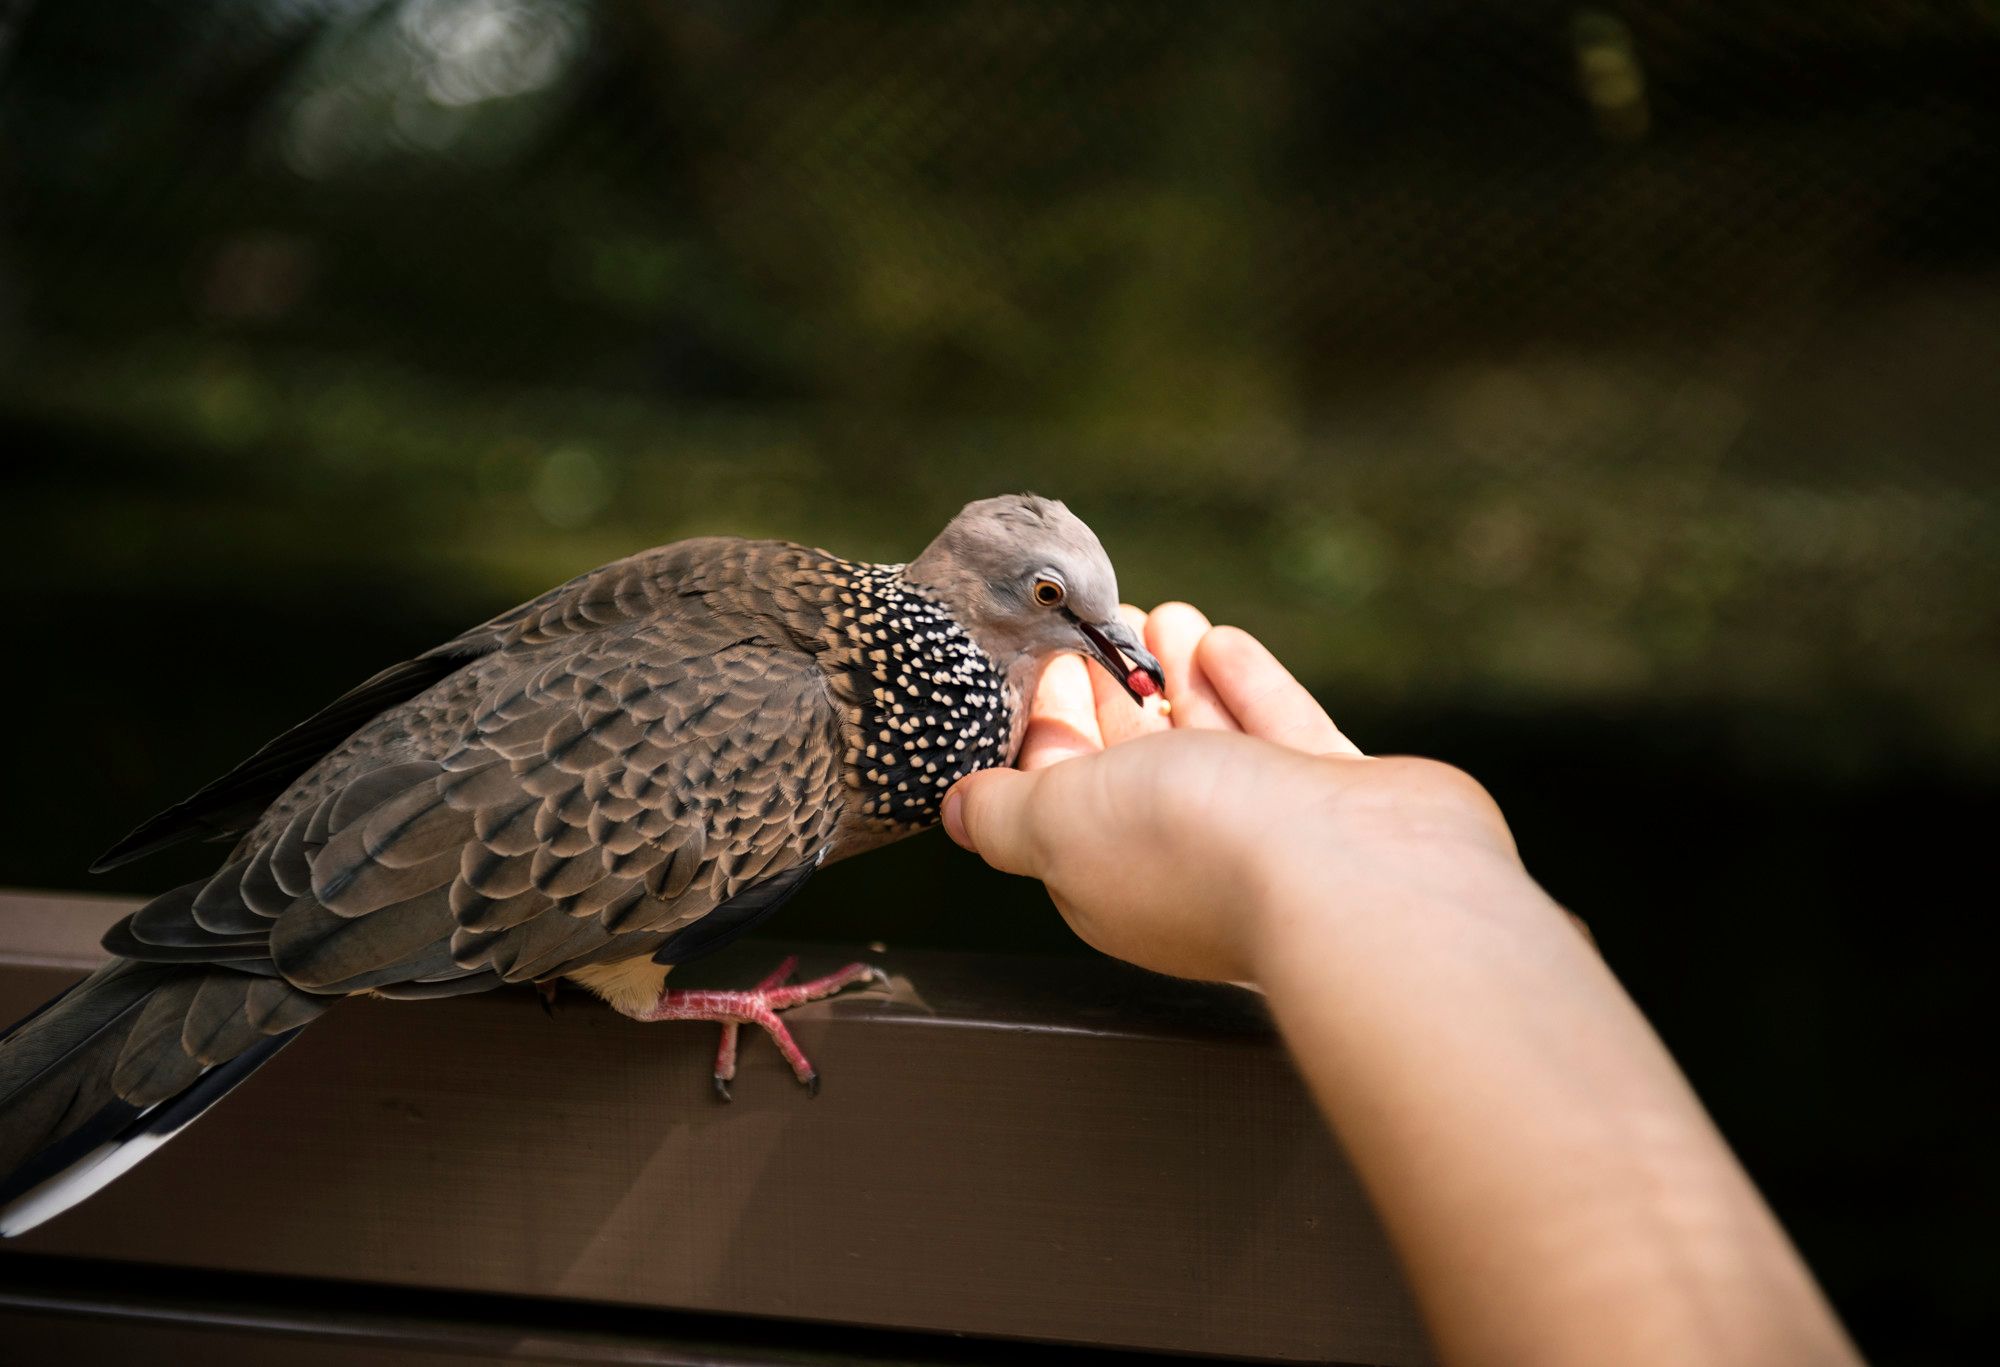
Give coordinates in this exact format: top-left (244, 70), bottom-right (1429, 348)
top-left (566, 956), bottom-right (671, 1015)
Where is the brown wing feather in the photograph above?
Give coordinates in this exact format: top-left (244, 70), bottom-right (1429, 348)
top-left (103, 539), bottom-right (847, 1002)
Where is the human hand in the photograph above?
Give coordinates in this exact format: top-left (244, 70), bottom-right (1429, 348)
top-left (942, 604), bottom-right (1522, 982)
top-left (950, 609), bottom-right (1851, 1367)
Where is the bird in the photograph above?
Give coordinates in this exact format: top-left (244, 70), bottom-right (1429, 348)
top-left (0, 492), bottom-right (1163, 1237)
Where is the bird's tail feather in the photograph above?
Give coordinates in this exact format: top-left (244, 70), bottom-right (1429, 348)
top-left (0, 958), bottom-right (326, 1236)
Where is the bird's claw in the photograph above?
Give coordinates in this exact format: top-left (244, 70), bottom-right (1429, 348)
top-left (651, 956), bottom-right (878, 1102)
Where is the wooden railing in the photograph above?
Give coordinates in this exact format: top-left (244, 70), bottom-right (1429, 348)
top-left (0, 890), bottom-right (1428, 1365)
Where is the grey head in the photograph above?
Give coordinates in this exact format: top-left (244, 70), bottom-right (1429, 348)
top-left (903, 493), bottom-right (1164, 704)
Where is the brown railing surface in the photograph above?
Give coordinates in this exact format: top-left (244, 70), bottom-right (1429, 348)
top-left (0, 889), bottom-right (1427, 1365)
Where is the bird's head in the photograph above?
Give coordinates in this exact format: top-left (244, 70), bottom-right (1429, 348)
top-left (904, 493), bottom-right (1164, 705)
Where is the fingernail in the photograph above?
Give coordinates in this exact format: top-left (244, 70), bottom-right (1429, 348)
top-left (941, 787), bottom-right (973, 850)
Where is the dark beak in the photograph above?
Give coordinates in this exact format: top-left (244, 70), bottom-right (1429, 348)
top-left (1069, 612), bottom-right (1166, 706)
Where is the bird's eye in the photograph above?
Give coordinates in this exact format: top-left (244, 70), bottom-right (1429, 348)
top-left (1032, 578), bottom-right (1065, 607)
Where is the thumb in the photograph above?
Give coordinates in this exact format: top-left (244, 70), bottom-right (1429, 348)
top-left (942, 767), bottom-right (1046, 877)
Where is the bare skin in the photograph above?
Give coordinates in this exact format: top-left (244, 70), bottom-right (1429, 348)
top-left (942, 603), bottom-right (1860, 1367)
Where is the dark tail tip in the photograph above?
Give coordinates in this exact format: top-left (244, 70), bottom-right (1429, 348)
top-left (0, 1027), bottom-right (307, 1238)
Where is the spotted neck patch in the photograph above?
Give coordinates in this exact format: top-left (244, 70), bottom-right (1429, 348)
top-left (818, 561), bottom-right (1014, 827)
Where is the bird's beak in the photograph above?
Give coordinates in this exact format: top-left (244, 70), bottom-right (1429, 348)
top-left (1069, 612), bottom-right (1166, 706)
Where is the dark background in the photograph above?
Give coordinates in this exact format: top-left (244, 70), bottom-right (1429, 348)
top-left (2, 4), bottom-right (1994, 1362)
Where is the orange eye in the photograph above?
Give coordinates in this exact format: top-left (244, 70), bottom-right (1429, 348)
top-left (1032, 578), bottom-right (1065, 607)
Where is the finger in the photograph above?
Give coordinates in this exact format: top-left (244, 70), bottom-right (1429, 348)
top-left (942, 767), bottom-right (1044, 876)
top-left (1018, 653), bottom-right (1104, 770)
top-left (1144, 602), bottom-right (1239, 732)
top-left (1091, 604), bottom-right (1173, 746)
top-left (1196, 626), bottom-right (1361, 756)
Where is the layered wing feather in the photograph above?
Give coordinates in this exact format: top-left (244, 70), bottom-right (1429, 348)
top-left (104, 541), bottom-right (848, 997)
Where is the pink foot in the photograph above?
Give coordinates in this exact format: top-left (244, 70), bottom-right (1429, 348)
top-left (635, 956), bottom-right (883, 1100)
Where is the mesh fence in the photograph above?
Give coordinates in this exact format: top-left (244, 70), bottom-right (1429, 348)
top-left (2, 1), bottom-right (1997, 761)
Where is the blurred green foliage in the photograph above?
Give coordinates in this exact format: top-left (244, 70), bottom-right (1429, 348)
top-left (4, 1), bottom-right (1996, 770)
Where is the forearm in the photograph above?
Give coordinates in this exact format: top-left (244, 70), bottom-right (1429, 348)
top-left (1249, 848), bottom-right (1858, 1366)
top-left (965, 616), bottom-right (1854, 1360)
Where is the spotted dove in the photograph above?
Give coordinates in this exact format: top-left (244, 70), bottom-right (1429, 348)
top-left (0, 493), bottom-right (1161, 1234)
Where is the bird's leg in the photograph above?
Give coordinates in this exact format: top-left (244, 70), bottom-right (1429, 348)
top-left (631, 955), bottom-right (883, 1101)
